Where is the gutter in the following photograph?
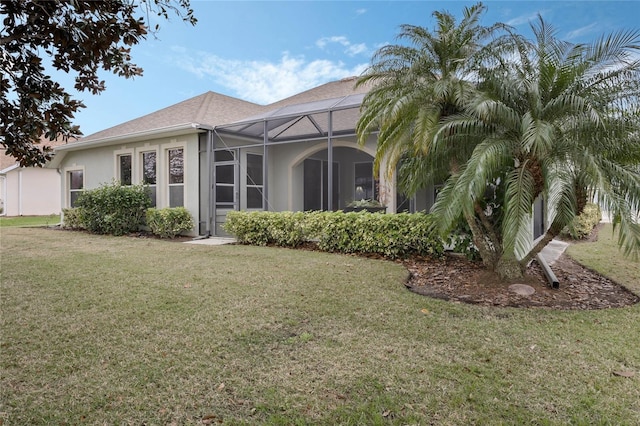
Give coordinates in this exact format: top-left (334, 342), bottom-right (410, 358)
top-left (49, 123), bottom-right (208, 168)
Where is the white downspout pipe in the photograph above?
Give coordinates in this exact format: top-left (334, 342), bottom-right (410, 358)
top-left (18, 168), bottom-right (23, 216)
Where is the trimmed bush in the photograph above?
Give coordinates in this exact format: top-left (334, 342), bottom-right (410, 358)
top-left (62, 208), bottom-right (84, 229)
top-left (75, 182), bottom-right (151, 235)
top-left (224, 210), bottom-right (444, 259)
top-left (562, 203), bottom-right (602, 240)
top-left (224, 211), bottom-right (307, 247)
top-left (146, 207), bottom-right (194, 238)
top-left (316, 211), bottom-right (444, 258)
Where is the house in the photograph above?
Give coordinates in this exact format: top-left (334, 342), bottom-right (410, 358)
top-left (0, 138), bottom-right (66, 217)
top-left (48, 77), bottom-right (442, 236)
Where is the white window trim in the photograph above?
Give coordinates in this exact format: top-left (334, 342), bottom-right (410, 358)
top-left (64, 165), bottom-right (85, 208)
top-left (114, 147), bottom-right (134, 185)
top-left (136, 146), bottom-right (159, 206)
top-left (163, 141), bottom-right (186, 208)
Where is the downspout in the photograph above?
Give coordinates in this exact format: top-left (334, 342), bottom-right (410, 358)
top-left (327, 110), bottom-right (333, 211)
top-left (194, 124), bottom-right (214, 238)
top-left (263, 120), bottom-right (268, 211)
top-left (0, 175), bottom-right (6, 216)
top-left (205, 128), bottom-right (213, 237)
top-left (56, 168), bottom-right (63, 223)
top-left (537, 253), bottom-right (560, 289)
top-left (211, 129), bottom-right (219, 237)
top-left (18, 168), bottom-right (23, 216)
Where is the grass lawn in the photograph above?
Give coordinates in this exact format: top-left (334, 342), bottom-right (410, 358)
top-left (0, 214), bottom-right (60, 228)
top-left (567, 223), bottom-right (640, 294)
top-left (1, 227), bottom-right (639, 425)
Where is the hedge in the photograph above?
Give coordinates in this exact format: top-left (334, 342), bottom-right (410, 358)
top-left (61, 208), bottom-right (84, 230)
top-left (561, 203), bottom-right (602, 240)
top-left (224, 210), bottom-right (444, 259)
top-left (74, 182), bottom-right (151, 235)
top-left (146, 207), bottom-right (194, 238)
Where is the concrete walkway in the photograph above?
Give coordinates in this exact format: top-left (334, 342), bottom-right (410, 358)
top-left (538, 239), bottom-right (569, 265)
top-left (184, 237), bottom-right (236, 246)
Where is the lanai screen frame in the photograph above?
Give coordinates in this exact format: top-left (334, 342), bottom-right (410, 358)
top-left (209, 93), bottom-right (368, 235)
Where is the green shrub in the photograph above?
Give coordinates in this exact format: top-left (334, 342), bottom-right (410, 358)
top-left (224, 210), bottom-right (444, 259)
top-left (62, 208), bottom-right (84, 229)
top-left (75, 182), bottom-right (151, 235)
top-left (445, 218), bottom-right (480, 261)
top-left (562, 203), bottom-right (602, 240)
top-left (316, 211), bottom-right (444, 258)
top-left (146, 207), bottom-right (194, 238)
top-left (224, 211), bottom-right (307, 247)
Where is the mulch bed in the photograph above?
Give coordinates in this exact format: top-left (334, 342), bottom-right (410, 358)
top-left (404, 253), bottom-right (639, 310)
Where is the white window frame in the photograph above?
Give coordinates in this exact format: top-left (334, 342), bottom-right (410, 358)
top-left (114, 147), bottom-right (134, 186)
top-left (138, 147), bottom-right (159, 207)
top-left (166, 146), bottom-right (185, 207)
top-left (65, 166), bottom-right (85, 208)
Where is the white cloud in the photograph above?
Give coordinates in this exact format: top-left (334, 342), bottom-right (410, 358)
top-left (355, 8), bottom-right (367, 16)
top-left (172, 48), bottom-right (367, 104)
top-left (506, 11), bottom-right (545, 26)
top-left (316, 35), bottom-right (371, 57)
top-left (566, 23), bottom-right (599, 40)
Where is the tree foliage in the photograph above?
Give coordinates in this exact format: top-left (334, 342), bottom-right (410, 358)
top-left (358, 2), bottom-right (640, 280)
top-left (0, 0), bottom-right (196, 166)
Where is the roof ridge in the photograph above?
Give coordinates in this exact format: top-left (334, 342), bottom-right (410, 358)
top-left (194, 91), bottom-right (213, 123)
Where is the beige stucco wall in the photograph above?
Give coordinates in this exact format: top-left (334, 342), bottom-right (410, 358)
top-left (0, 167), bottom-right (61, 216)
top-left (57, 133), bottom-right (201, 236)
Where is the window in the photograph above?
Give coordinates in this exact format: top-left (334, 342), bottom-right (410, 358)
top-left (215, 150), bottom-right (235, 162)
top-left (303, 158), bottom-right (339, 211)
top-left (68, 170), bottom-right (83, 207)
top-left (215, 164), bottom-right (234, 203)
top-left (215, 150), bottom-right (236, 207)
top-left (168, 148), bottom-right (184, 207)
top-left (141, 151), bottom-right (157, 207)
top-left (354, 162), bottom-right (376, 200)
top-left (246, 153), bottom-right (263, 209)
top-left (118, 154), bottom-right (132, 185)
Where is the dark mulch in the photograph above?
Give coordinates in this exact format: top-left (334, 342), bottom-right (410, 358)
top-left (404, 222), bottom-right (639, 310)
top-left (404, 253), bottom-right (639, 310)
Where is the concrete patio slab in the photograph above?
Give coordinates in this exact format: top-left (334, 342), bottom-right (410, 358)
top-left (184, 237), bottom-right (236, 246)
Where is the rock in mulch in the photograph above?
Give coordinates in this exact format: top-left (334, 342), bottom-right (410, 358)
top-left (404, 253), bottom-right (639, 310)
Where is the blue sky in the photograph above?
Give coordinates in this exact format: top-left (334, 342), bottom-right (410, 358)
top-left (65, 1), bottom-right (640, 136)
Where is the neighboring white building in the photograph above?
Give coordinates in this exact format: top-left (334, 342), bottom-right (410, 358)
top-left (0, 164), bottom-right (61, 216)
top-left (1, 138), bottom-right (67, 217)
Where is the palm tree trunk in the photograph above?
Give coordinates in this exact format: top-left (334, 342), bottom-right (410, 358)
top-left (496, 253), bottom-right (526, 280)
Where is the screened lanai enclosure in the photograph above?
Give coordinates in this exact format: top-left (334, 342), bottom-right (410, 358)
top-left (197, 93), bottom-right (438, 236)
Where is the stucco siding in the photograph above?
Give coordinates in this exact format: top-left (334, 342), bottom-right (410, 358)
top-left (58, 133), bottom-right (201, 235)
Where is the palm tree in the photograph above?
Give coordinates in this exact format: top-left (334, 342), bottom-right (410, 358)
top-left (429, 17), bottom-right (640, 279)
top-left (358, 2), bottom-right (640, 281)
top-left (356, 2), bottom-right (510, 187)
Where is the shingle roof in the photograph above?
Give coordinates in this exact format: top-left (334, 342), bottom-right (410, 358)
top-left (81, 91), bottom-right (262, 142)
top-left (266, 76), bottom-right (369, 109)
top-left (75, 76), bottom-right (370, 144)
